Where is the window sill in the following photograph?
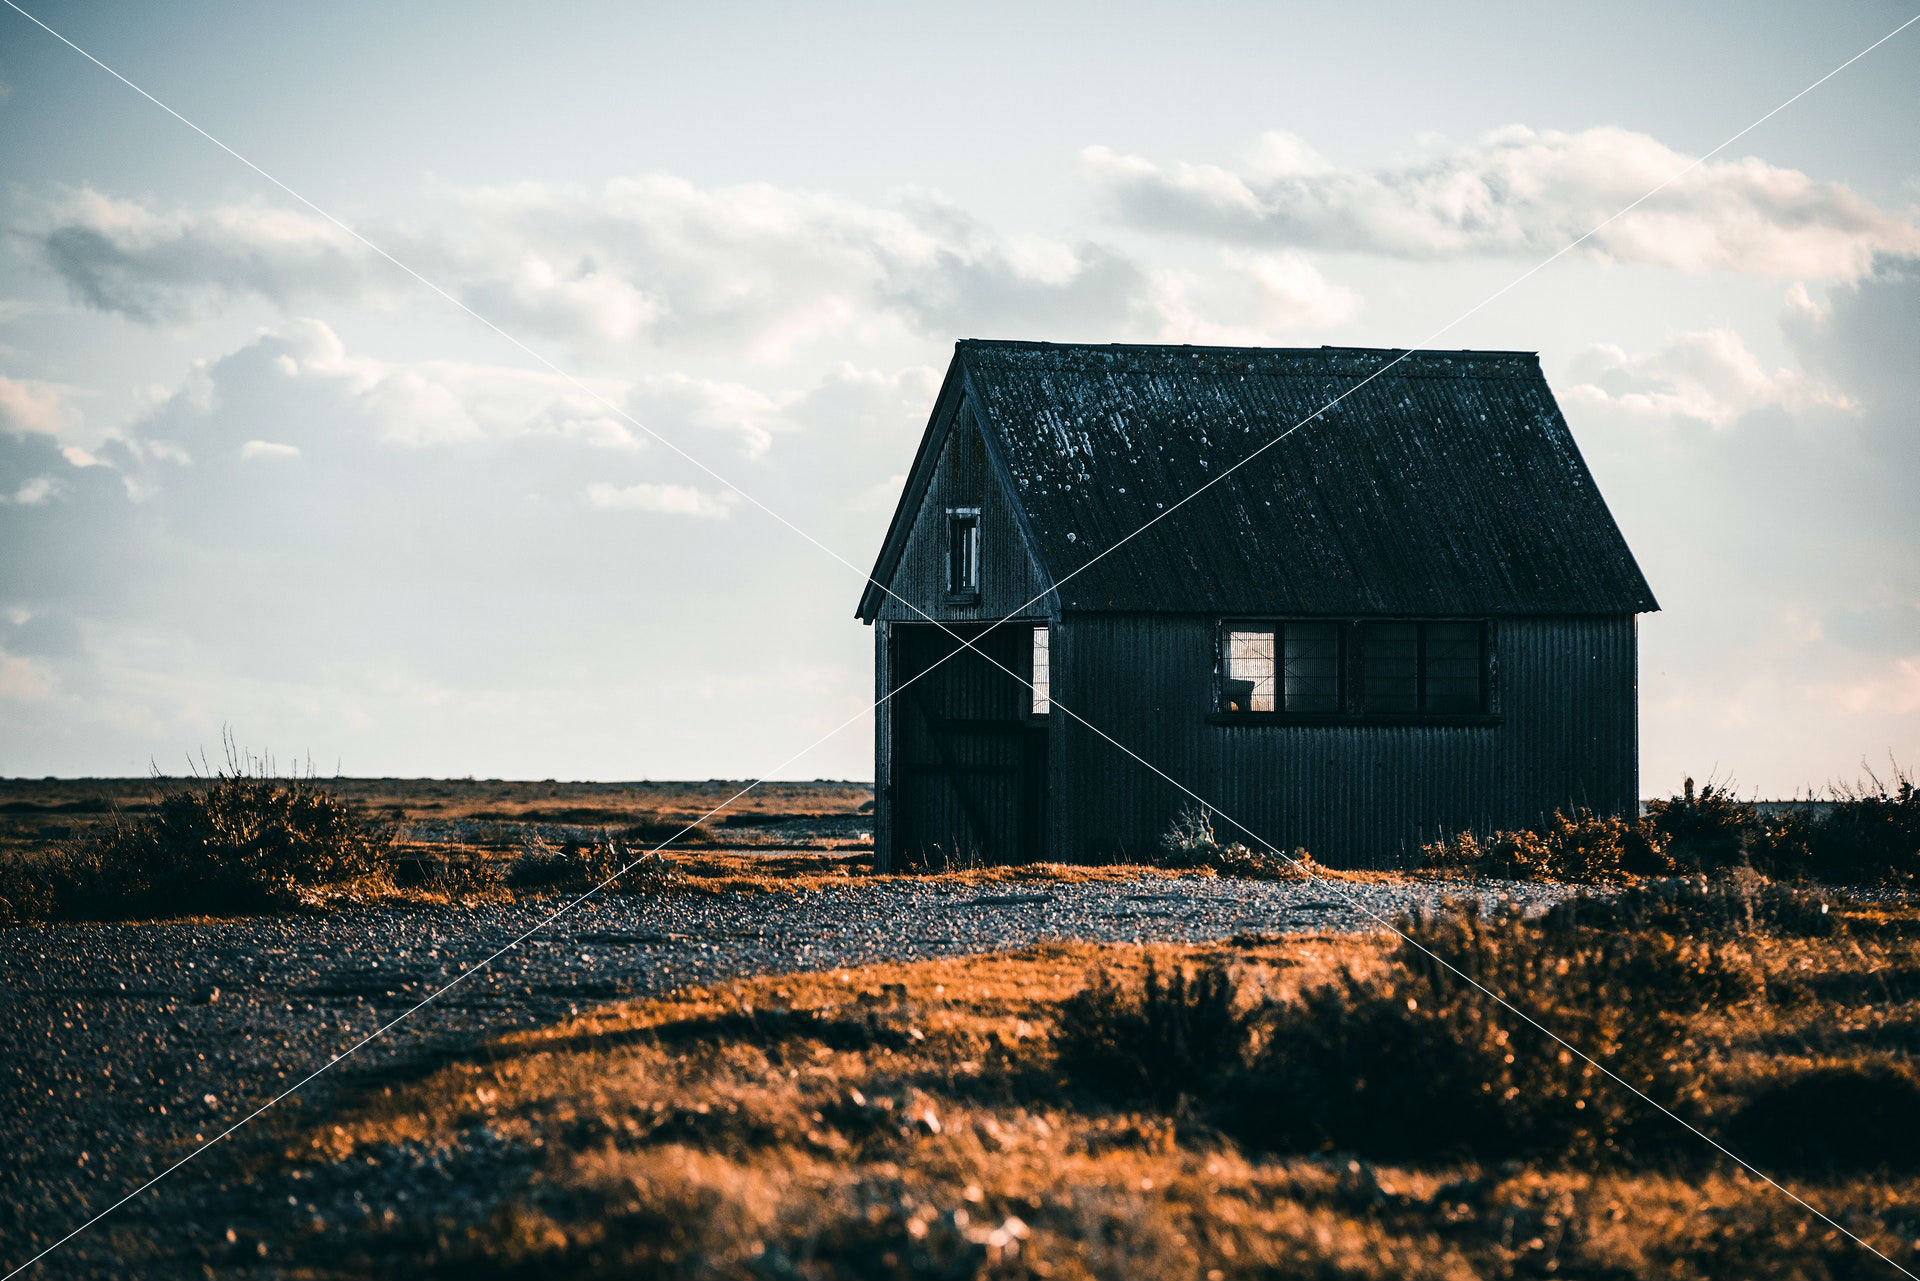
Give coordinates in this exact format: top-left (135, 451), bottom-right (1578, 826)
top-left (1207, 712), bottom-right (1502, 728)
top-left (942, 591), bottom-right (981, 607)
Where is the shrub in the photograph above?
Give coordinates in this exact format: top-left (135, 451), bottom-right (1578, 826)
top-left (1724, 1059), bottom-right (1920, 1174)
top-left (507, 835), bottom-right (676, 893)
top-left (1752, 764), bottom-right (1919, 884)
top-left (1646, 777), bottom-right (1758, 873)
top-left (1236, 903), bottom-right (1742, 1163)
top-left (1420, 809), bottom-right (1664, 882)
top-left (0, 764), bottom-right (393, 922)
top-left (1156, 805), bottom-right (1313, 880)
top-left (1055, 902), bottom-right (1759, 1165)
top-left (1539, 869), bottom-right (1843, 940)
top-left (1054, 959), bottom-right (1256, 1104)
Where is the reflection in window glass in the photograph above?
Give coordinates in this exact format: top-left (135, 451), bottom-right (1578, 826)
top-left (1225, 630), bottom-right (1274, 712)
top-left (1031, 626), bottom-right (1050, 714)
top-left (1362, 622), bottom-right (1419, 714)
top-left (1282, 622), bottom-right (1341, 713)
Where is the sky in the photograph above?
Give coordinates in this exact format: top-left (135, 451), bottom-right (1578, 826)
top-left (0, 0), bottom-right (1916, 794)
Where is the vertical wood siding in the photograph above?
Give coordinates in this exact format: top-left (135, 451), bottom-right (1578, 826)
top-left (1051, 612), bottom-right (1638, 867)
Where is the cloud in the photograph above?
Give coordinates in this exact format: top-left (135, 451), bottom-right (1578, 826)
top-left (0, 374), bottom-right (81, 436)
top-left (1082, 127), bottom-right (1920, 279)
top-left (1563, 328), bottom-right (1852, 428)
top-left (0, 650), bottom-right (55, 701)
top-left (584, 480), bottom-right (738, 518)
top-left (1146, 249), bottom-right (1361, 343)
top-left (5, 475), bottom-right (63, 505)
top-left (36, 189), bottom-right (377, 322)
top-left (24, 177), bottom-right (1362, 357)
top-left (240, 439), bottom-right (303, 461)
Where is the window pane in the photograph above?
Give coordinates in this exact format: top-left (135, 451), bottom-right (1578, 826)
top-left (947, 511), bottom-right (979, 593)
top-left (1031, 626), bottom-right (1050, 715)
top-left (1225, 630), bottom-right (1274, 712)
top-left (1282, 622), bottom-right (1341, 713)
top-left (1424, 622), bottom-right (1483, 714)
top-left (1361, 622), bottom-right (1418, 714)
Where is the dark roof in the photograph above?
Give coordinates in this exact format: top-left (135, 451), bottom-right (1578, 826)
top-left (861, 340), bottom-right (1657, 618)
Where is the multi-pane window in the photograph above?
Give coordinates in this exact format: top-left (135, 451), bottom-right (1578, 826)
top-left (1223, 622), bottom-right (1341, 714)
top-left (1030, 625), bottom-right (1051, 715)
top-left (1222, 619), bottom-right (1489, 719)
top-left (1361, 621), bottom-right (1485, 715)
top-left (945, 507), bottom-right (980, 596)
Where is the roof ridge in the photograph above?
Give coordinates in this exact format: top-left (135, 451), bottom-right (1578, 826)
top-left (955, 338), bottom-right (1540, 360)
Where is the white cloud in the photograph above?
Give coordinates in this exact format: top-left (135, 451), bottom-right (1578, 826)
top-left (1082, 126), bottom-right (1920, 279)
top-left (6, 475), bottom-right (62, 505)
top-left (584, 480), bottom-right (738, 518)
top-left (240, 439), bottom-right (303, 461)
top-left (27, 176), bottom-right (1364, 358)
top-left (1564, 328), bottom-right (1853, 428)
top-left (0, 374), bottom-right (81, 436)
top-left (0, 651), bottom-right (56, 701)
top-left (1146, 249), bottom-right (1361, 343)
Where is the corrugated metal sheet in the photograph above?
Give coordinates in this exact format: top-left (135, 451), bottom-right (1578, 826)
top-left (1052, 612), bottom-right (1639, 867)
top-left (945, 341), bottom-right (1657, 617)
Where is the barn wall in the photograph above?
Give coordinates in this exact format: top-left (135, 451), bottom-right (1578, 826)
top-left (1050, 612), bottom-right (1639, 867)
top-left (875, 400), bottom-right (1054, 625)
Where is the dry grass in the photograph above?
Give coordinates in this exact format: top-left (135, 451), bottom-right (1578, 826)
top-left (250, 885), bottom-right (1920, 1279)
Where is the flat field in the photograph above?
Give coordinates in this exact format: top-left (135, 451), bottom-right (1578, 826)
top-left (2, 778), bottom-right (1916, 1279)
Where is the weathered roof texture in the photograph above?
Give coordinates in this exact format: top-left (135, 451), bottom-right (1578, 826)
top-left (862, 340), bottom-right (1658, 619)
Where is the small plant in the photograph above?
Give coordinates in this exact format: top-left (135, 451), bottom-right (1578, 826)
top-left (507, 834), bottom-right (676, 893)
top-left (1157, 805), bottom-right (1312, 880)
top-left (1054, 959), bottom-right (1257, 1103)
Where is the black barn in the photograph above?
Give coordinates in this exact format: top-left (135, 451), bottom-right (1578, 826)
top-left (856, 341), bottom-right (1658, 869)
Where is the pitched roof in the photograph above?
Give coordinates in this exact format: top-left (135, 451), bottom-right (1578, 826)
top-left (861, 340), bottom-right (1657, 618)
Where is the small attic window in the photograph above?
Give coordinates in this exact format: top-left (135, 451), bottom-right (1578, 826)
top-left (946, 507), bottom-right (980, 599)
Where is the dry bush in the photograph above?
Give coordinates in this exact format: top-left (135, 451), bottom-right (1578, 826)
top-left (0, 751), bottom-right (392, 922)
top-left (1646, 776), bottom-right (1758, 873)
top-left (1539, 869), bottom-right (1844, 940)
top-left (1420, 808), bottom-right (1664, 882)
top-left (507, 834), bottom-right (677, 893)
top-left (1754, 764), bottom-right (1920, 885)
top-left (1156, 805), bottom-right (1313, 881)
top-left (1239, 903), bottom-right (1748, 1165)
top-left (1724, 1059), bottom-right (1920, 1175)
top-left (1054, 959), bottom-right (1256, 1104)
top-left (1052, 898), bottom-right (1764, 1166)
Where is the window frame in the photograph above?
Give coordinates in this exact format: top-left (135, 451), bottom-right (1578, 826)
top-left (944, 506), bottom-right (981, 602)
top-left (1028, 623), bottom-right (1051, 717)
top-left (1212, 618), bottom-right (1498, 726)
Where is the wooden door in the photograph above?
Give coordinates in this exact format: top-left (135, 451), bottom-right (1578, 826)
top-left (891, 622), bottom-right (1046, 865)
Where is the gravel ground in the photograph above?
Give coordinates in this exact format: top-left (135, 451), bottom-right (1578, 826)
top-left (0, 873), bottom-right (1571, 1277)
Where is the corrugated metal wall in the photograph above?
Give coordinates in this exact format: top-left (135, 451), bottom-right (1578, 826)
top-left (1051, 612), bottom-right (1638, 867)
top-left (875, 404), bottom-right (1054, 624)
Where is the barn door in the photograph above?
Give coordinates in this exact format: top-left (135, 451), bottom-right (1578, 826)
top-left (892, 622), bottom-right (1046, 865)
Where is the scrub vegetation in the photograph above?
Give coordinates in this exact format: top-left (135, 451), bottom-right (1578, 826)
top-left (1420, 766), bottom-right (1919, 885)
top-left (0, 746), bottom-right (395, 923)
top-left (233, 872), bottom-right (1920, 1280)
